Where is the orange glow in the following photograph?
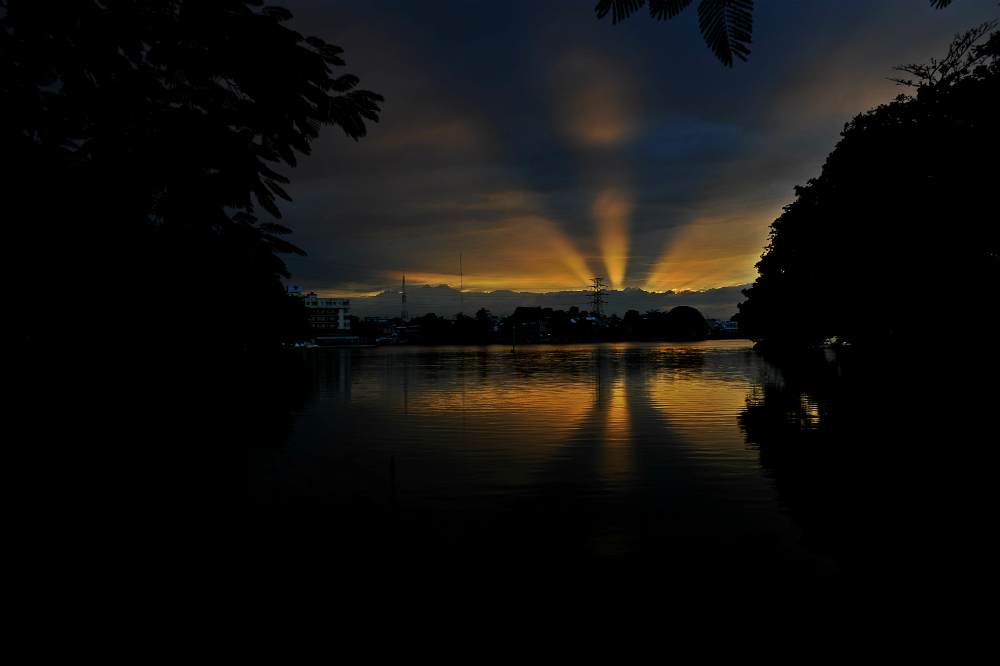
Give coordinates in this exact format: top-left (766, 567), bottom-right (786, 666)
top-left (468, 214), bottom-right (593, 290)
top-left (384, 189), bottom-right (596, 293)
top-left (593, 187), bottom-right (631, 288)
top-left (642, 211), bottom-right (771, 292)
top-left (641, 348), bottom-right (755, 456)
top-left (570, 85), bottom-right (632, 146)
top-left (598, 379), bottom-right (634, 482)
top-left (398, 377), bottom-right (594, 452)
top-left (337, 342), bottom-right (762, 475)
top-left (551, 49), bottom-right (640, 149)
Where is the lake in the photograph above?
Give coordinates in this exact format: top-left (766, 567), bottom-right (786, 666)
top-left (238, 339), bottom-right (878, 593)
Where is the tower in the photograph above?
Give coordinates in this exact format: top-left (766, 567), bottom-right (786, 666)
top-left (589, 277), bottom-right (606, 319)
top-left (401, 275), bottom-right (409, 321)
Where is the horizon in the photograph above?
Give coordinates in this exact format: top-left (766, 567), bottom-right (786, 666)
top-left (325, 283), bottom-right (751, 321)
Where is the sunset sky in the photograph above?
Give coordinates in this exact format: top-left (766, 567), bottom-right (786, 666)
top-left (270, 0), bottom-right (994, 317)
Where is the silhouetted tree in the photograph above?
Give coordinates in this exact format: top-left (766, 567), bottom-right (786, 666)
top-left (472, 307), bottom-right (494, 343)
top-left (623, 309), bottom-right (642, 339)
top-left (738, 22), bottom-right (998, 349)
top-left (349, 315), bottom-right (381, 341)
top-left (0, 1), bottom-right (385, 530)
top-left (664, 305), bottom-right (709, 340)
top-left (1, 0), bottom-right (382, 350)
top-left (593, 0), bottom-right (954, 68)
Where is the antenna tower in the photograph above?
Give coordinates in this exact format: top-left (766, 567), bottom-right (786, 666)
top-left (589, 277), bottom-right (606, 319)
top-left (459, 253), bottom-right (464, 315)
top-left (401, 275), bottom-right (409, 321)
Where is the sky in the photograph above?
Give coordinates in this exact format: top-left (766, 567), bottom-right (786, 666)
top-left (269, 0), bottom-right (996, 319)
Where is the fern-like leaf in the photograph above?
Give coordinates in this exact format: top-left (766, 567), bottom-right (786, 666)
top-left (232, 212), bottom-right (258, 225)
top-left (318, 44), bottom-right (346, 66)
top-left (258, 222), bottom-right (293, 235)
top-left (649, 0), bottom-right (693, 20)
top-left (265, 179), bottom-right (291, 202)
top-left (595, 0), bottom-right (646, 25)
top-left (262, 235), bottom-right (307, 256)
top-left (260, 6), bottom-right (293, 22)
top-left (697, 0), bottom-right (752, 68)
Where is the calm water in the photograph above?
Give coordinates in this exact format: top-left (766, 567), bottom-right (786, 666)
top-left (243, 340), bottom-right (852, 585)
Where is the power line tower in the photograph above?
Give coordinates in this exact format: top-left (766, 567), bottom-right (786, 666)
top-left (589, 277), bottom-right (606, 319)
top-left (401, 275), bottom-right (409, 321)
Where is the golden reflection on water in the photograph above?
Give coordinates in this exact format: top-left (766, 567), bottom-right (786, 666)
top-left (246, 340), bottom-right (836, 573)
top-left (237, 339), bottom-right (864, 583)
top-left (342, 342), bottom-right (764, 476)
top-left (410, 381), bottom-right (594, 457)
top-left (288, 341), bottom-right (776, 504)
top-left (598, 379), bottom-right (635, 484)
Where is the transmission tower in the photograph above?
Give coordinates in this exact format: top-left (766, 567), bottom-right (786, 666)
top-left (589, 277), bottom-right (606, 319)
top-left (401, 275), bottom-right (409, 321)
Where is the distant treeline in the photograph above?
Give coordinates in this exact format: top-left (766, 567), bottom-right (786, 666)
top-left (351, 305), bottom-right (739, 345)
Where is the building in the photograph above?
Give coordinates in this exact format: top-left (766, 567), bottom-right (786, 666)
top-left (723, 320), bottom-right (739, 333)
top-left (290, 290), bottom-right (350, 335)
top-left (364, 316), bottom-right (399, 340)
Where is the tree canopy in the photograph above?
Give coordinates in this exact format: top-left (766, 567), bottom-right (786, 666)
top-left (1, 0), bottom-right (382, 348)
top-left (737, 22), bottom-right (998, 349)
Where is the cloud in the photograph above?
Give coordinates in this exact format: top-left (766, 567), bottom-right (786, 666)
top-left (639, 120), bottom-right (743, 163)
top-left (550, 48), bottom-right (642, 149)
top-left (372, 119), bottom-right (484, 152)
top-left (347, 284), bottom-right (751, 321)
top-left (267, 0), bottom-right (994, 312)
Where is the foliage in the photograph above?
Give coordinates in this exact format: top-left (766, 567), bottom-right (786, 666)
top-left (737, 23), bottom-right (998, 349)
top-left (388, 304), bottom-right (725, 345)
top-left (593, 0), bottom-right (954, 68)
top-left (349, 315), bottom-right (382, 341)
top-left (663, 305), bottom-right (709, 339)
top-left (890, 20), bottom-right (996, 88)
top-left (1, 0), bottom-right (382, 348)
top-left (622, 306), bottom-right (709, 340)
top-left (594, 0), bottom-right (752, 67)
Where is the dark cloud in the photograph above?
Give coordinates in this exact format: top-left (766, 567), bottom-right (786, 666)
top-left (270, 0), bottom-right (995, 299)
top-left (348, 284), bottom-right (752, 322)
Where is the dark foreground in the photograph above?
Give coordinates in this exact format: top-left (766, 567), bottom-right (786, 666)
top-left (4, 340), bottom-right (993, 624)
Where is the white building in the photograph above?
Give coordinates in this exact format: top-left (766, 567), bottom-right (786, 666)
top-left (292, 291), bottom-right (350, 332)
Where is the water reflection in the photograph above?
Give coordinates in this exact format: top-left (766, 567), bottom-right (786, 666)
top-left (242, 341), bottom-right (850, 589)
top-left (734, 345), bottom-right (988, 594)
